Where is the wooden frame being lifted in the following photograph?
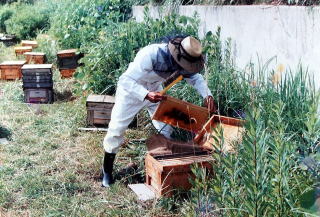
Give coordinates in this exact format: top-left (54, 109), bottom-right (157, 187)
top-left (152, 95), bottom-right (210, 133)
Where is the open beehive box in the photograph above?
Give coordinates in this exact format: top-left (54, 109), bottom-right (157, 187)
top-left (194, 115), bottom-right (245, 153)
top-left (145, 96), bottom-right (245, 197)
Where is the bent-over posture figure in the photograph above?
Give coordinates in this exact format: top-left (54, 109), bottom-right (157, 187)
top-left (102, 36), bottom-right (216, 187)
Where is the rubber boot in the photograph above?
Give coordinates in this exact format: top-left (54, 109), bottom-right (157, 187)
top-left (102, 152), bottom-right (116, 188)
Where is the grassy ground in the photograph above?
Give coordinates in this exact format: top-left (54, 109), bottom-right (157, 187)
top-left (0, 44), bottom-right (178, 216)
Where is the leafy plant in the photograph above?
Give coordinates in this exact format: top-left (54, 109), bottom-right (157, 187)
top-left (4, 2), bottom-right (51, 39)
top-left (0, 5), bottom-right (13, 33)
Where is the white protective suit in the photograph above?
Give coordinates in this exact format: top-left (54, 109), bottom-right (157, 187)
top-left (103, 43), bottom-right (212, 154)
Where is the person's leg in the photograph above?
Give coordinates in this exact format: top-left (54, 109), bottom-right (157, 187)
top-left (102, 87), bottom-right (146, 187)
top-left (146, 101), bottom-right (173, 139)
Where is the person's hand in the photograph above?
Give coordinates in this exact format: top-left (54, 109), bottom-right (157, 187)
top-left (145, 92), bottom-right (166, 103)
top-left (203, 96), bottom-right (217, 113)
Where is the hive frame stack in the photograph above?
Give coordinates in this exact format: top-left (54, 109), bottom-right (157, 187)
top-left (57, 49), bottom-right (83, 78)
top-left (22, 64), bottom-right (54, 104)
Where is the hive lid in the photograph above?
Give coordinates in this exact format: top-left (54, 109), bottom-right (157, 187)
top-left (22, 64), bottom-right (53, 69)
top-left (86, 94), bottom-right (115, 103)
top-left (152, 96), bottom-right (210, 133)
top-left (24, 52), bottom-right (45, 56)
top-left (194, 115), bottom-right (245, 152)
top-left (57, 49), bottom-right (77, 55)
top-left (14, 46), bottom-right (33, 50)
top-left (21, 40), bottom-right (38, 45)
top-left (0, 60), bottom-right (26, 65)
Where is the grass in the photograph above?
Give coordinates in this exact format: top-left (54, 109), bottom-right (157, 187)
top-left (0, 44), bottom-right (181, 216)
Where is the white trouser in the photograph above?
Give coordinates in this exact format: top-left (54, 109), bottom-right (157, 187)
top-left (103, 84), bottom-right (173, 154)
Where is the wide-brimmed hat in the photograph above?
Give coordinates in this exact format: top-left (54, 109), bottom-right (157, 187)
top-left (168, 36), bottom-right (204, 73)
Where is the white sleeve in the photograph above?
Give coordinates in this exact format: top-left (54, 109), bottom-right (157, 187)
top-left (121, 46), bottom-right (155, 101)
top-left (184, 73), bottom-right (212, 98)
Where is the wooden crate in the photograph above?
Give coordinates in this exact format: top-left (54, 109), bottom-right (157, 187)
top-left (194, 115), bottom-right (245, 153)
top-left (21, 40), bottom-right (38, 48)
top-left (57, 49), bottom-right (83, 70)
top-left (57, 49), bottom-right (77, 58)
top-left (14, 46), bottom-right (33, 56)
top-left (24, 88), bottom-right (53, 104)
top-left (0, 61), bottom-right (26, 80)
top-left (22, 64), bottom-right (53, 89)
top-left (60, 68), bottom-right (76, 78)
top-left (86, 95), bottom-right (115, 126)
top-left (152, 96), bottom-right (210, 133)
top-left (145, 152), bottom-right (213, 197)
top-left (24, 52), bottom-right (46, 64)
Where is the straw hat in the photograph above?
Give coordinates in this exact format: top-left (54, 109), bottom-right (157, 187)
top-left (168, 36), bottom-right (204, 73)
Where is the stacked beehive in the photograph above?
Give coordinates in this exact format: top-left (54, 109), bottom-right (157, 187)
top-left (22, 64), bottom-right (54, 104)
top-left (57, 49), bottom-right (83, 78)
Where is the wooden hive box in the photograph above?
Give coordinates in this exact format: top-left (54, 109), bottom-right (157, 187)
top-left (86, 95), bottom-right (115, 126)
top-left (22, 64), bottom-right (53, 89)
top-left (14, 46), bottom-right (33, 56)
top-left (24, 52), bottom-right (46, 64)
top-left (21, 40), bottom-right (38, 48)
top-left (0, 60), bottom-right (26, 80)
top-left (57, 49), bottom-right (83, 70)
top-left (24, 88), bottom-right (53, 104)
top-left (144, 98), bottom-right (245, 197)
top-left (194, 115), bottom-right (245, 153)
top-left (60, 68), bottom-right (76, 78)
top-left (145, 152), bottom-right (213, 197)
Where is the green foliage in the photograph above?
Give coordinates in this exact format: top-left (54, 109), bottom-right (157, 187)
top-left (0, 5), bottom-right (13, 33)
top-left (185, 29), bottom-right (319, 216)
top-left (4, 3), bottom-right (51, 39)
top-left (76, 12), bottom-right (199, 94)
top-left (49, 0), bottom-right (134, 49)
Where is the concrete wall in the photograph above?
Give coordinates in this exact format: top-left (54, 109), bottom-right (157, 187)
top-left (133, 5), bottom-right (320, 90)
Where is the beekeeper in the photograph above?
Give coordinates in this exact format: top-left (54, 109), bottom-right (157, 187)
top-left (102, 36), bottom-right (216, 187)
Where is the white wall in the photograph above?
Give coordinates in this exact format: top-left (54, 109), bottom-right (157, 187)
top-left (133, 5), bottom-right (320, 90)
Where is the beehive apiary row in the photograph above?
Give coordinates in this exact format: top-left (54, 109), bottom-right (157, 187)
top-left (1, 38), bottom-right (84, 104)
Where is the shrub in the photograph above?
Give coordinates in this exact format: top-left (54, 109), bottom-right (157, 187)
top-left (4, 2), bottom-right (51, 39)
top-left (49, 0), bottom-right (134, 49)
top-left (0, 6), bottom-right (13, 33)
top-left (185, 28), bottom-right (319, 216)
